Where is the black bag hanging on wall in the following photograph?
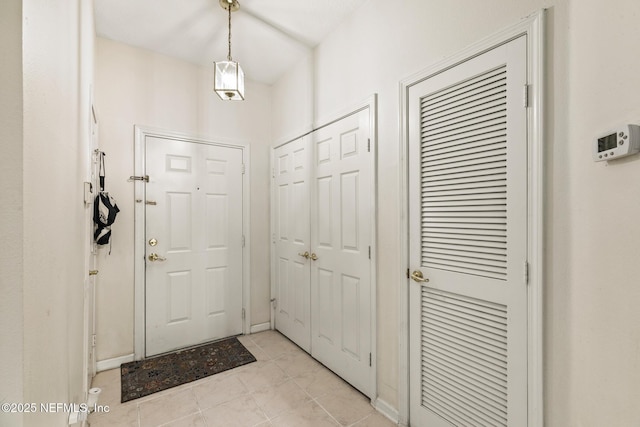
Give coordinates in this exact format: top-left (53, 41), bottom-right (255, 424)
top-left (93, 151), bottom-right (120, 249)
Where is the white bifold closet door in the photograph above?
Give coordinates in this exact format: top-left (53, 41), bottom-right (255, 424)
top-left (274, 108), bottom-right (373, 397)
top-left (409, 36), bottom-right (528, 426)
top-left (274, 136), bottom-right (312, 352)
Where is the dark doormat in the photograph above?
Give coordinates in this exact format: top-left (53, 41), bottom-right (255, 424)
top-left (120, 336), bottom-right (256, 402)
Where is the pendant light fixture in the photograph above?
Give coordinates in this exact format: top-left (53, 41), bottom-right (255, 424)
top-left (213, 0), bottom-right (245, 100)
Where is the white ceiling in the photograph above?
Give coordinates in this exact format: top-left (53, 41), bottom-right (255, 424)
top-left (94, 0), bottom-right (369, 85)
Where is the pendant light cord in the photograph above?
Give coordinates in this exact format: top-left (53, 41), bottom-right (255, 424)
top-left (227, 2), bottom-right (232, 61)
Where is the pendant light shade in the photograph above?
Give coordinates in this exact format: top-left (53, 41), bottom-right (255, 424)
top-left (214, 60), bottom-right (245, 101)
top-left (214, 0), bottom-right (244, 101)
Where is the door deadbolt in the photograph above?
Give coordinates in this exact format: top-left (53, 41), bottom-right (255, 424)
top-left (149, 238), bottom-right (158, 247)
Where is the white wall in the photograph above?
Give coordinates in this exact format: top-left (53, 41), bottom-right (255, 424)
top-left (0, 1), bottom-right (24, 426)
top-left (13, 0), bottom-right (94, 426)
top-left (94, 38), bottom-right (273, 361)
top-left (271, 0), bottom-right (640, 425)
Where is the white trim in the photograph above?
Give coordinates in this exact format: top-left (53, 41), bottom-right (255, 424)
top-left (272, 124), bottom-right (314, 150)
top-left (133, 125), bottom-right (252, 360)
top-left (373, 398), bottom-right (400, 425)
top-left (249, 322), bottom-right (272, 334)
top-left (96, 354), bottom-right (134, 372)
top-left (272, 96), bottom-right (374, 150)
top-left (242, 145), bottom-right (252, 335)
top-left (526, 11), bottom-right (545, 427)
top-left (269, 94), bottom-right (378, 400)
top-left (269, 148), bottom-right (276, 331)
top-left (398, 10), bottom-right (545, 427)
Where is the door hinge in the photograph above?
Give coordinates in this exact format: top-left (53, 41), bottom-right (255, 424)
top-left (523, 84), bottom-right (529, 108)
top-left (270, 298), bottom-right (277, 308)
top-left (91, 334), bottom-right (96, 348)
top-left (369, 353), bottom-right (372, 367)
top-left (524, 261), bottom-right (529, 284)
top-left (368, 246), bottom-right (371, 259)
top-left (242, 308), bottom-right (245, 320)
top-left (242, 235), bottom-right (245, 247)
top-left (272, 167), bottom-right (275, 178)
top-left (241, 163), bottom-right (246, 174)
top-left (367, 138), bottom-right (371, 152)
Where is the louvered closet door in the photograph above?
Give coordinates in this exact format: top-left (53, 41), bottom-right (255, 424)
top-left (409, 36), bottom-right (528, 426)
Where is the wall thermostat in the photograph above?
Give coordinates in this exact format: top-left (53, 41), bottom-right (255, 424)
top-left (593, 124), bottom-right (640, 161)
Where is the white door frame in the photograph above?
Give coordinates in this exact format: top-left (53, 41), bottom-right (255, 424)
top-left (398, 11), bottom-right (545, 427)
top-left (133, 125), bottom-right (251, 360)
top-left (270, 94), bottom-right (378, 399)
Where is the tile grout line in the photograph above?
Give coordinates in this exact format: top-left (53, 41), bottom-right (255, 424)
top-left (311, 396), bottom-right (347, 427)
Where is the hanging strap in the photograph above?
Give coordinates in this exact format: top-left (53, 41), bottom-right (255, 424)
top-left (98, 151), bottom-right (106, 191)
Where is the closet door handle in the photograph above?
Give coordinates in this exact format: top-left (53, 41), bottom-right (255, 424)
top-left (410, 270), bottom-right (429, 283)
top-left (298, 251), bottom-right (310, 259)
top-left (310, 253), bottom-right (318, 261)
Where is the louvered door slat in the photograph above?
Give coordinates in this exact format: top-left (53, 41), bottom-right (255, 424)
top-left (423, 367), bottom-right (508, 421)
top-left (423, 131), bottom-right (506, 154)
top-left (423, 349), bottom-right (507, 399)
top-left (425, 244), bottom-right (505, 260)
top-left (424, 142), bottom-right (506, 165)
top-left (423, 175), bottom-right (506, 191)
top-left (423, 145), bottom-right (506, 166)
top-left (422, 155), bottom-right (505, 175)
top-left (424, 102), bottom-right (507, 135)
top-left (422, 72), bottom-right (506, 113)
top-left (423, 375), bottom-right (507, 425)
top-left (422, 320), bottom-right (506, 362)
top-left (420, 65), bottom-right (507, 280)
top-left (424, 343), bottom-right (507, 388)
top-left (421, 288), bottom-right (508, 427)
top-left (424, 231), bottom-right (506, 243)
top-left (422, 66), bottom-right (505, 106)
top-left (424, 198), bottom-right (506, 207)
top-left (422, 114), bottom-right (506, 142)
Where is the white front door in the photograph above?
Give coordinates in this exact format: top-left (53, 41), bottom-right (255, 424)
top-left (273, 136), bottom-right (312, 352)
top-left (145, 136), bottom-right (244, 357)
top-left (409, 37), bottom-right (528, 426)
top-left (310, 109), bottom-right (373, 396)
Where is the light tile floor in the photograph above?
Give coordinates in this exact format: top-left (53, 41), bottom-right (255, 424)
top-left (88, 330), bottom-right (396, 427)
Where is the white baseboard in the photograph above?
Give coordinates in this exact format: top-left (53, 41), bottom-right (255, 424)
top-left (249, 322), bottom-right (271, 334)
top-left (96, 354), bottom-right (135, 372)
top-left (373, 398), bottom-right (400, 425)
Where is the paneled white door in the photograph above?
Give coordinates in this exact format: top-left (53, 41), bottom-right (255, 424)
top-left (273, 136), bottom-right (312, 352)
top-left (409, 37), bottom-right (528, 426)
top-left (311, 109), bottom-right (373, 396)
top-left (145, 137), bottom-right (244, 357)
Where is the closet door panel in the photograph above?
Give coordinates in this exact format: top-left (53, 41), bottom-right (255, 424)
top-left (273, 136), bottom-right (311, 352)
top-left (310, 109), bottom-right (373, 396)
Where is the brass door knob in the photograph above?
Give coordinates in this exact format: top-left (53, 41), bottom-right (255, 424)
top-left (411, 270), bottom-right (429, 283)
top-left (148, 253), bottom-right (167, 262)
top-left (298, 251), bottom-right (310, 259)
top-left (310, 253), bottom-right (318, 261)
